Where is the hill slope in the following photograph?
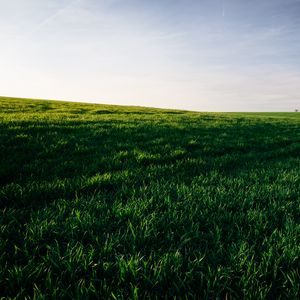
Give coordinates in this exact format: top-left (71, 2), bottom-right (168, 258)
top-left (1, 96), bottom-right (300, 299)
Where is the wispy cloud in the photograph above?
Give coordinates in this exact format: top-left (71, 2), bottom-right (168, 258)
top-left (222, 0), bottom-right (225, 17)
top-left (24, 0), bottom-right (81, 37)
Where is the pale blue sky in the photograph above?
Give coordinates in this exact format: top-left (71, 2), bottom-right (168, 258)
top-left (1, 0), bottom-right (300, 111)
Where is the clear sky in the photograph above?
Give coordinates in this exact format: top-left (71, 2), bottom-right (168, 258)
top-left (1, 0), bottom-right (300, 111)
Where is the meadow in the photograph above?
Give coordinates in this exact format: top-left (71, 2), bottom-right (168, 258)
top-left (0, 96), bottom-right (300, 299)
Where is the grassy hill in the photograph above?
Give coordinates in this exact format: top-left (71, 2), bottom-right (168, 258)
top-left (1, 96), bottom-right (300, 299)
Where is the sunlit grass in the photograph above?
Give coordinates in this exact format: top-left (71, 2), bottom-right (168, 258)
top-left (1, 96), bottom-right (300, 299)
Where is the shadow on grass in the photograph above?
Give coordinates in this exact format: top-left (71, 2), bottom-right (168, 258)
top-left (1, 116), bottom-right (299, 210)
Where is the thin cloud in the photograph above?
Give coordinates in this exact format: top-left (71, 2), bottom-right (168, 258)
top-left (25, 0), bottom-right (81, 37)
top-left (222, 0), bottom-right (225, 17)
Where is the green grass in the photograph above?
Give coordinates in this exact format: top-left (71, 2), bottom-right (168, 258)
top-left (1, 96), bottom-right (300, 299)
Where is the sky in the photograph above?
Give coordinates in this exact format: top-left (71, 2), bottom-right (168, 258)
top-left (0, 0), bottom-right (300, 111)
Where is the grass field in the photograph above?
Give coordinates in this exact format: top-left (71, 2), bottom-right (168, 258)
top-left (1, 96), bottom-right (300, 299)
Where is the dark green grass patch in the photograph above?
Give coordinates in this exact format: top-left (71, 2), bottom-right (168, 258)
top-left (0, 96), bottom-right (300, 299)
